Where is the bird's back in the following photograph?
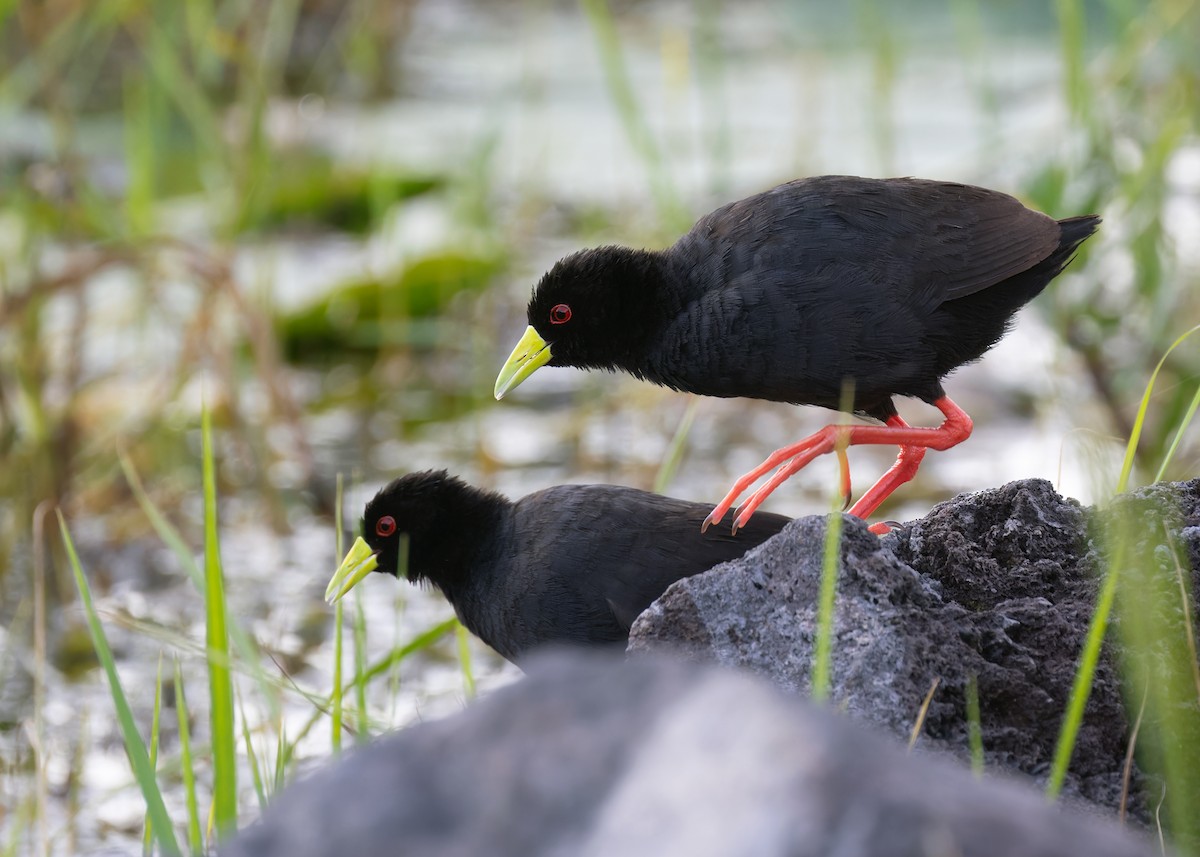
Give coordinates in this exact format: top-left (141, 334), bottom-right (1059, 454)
top-left (458, 485), bottom-right (790, 661)
top-left (651, 176), bottom-right (1097, 415)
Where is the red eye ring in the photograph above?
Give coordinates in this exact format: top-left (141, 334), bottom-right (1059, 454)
top-left (549, 303), bottom-right (572, 324)
top-left (375, 516), bottom-right (397, 537)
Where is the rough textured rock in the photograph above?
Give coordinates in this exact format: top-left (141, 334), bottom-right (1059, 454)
top-left (628, 478), bottom-right (1200, 825)
top-left (223, 651), bottom-right (1155, 857)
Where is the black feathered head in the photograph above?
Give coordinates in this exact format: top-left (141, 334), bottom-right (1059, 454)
top-left (494, 246), bottom-right (672, 398)
top-left (327, 471), bottom-right (509, 602)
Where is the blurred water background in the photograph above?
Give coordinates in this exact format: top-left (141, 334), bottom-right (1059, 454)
top-left (0, 0), bottom-right (1197, 852)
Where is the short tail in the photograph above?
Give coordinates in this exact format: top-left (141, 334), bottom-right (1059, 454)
top-left (1043, 214), bottom-right (1101, 278)
top-left (1057, 214), bottom-right (1102, 250)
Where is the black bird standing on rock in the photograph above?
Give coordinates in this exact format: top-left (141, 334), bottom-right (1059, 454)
top-left (326, 470), bottom-right (790, 663)
top-left (494, 175), bottom-right (1101, 533)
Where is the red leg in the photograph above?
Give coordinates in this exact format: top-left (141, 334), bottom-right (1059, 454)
top-left (702, 396), bottom-right (973, 533)
top-left (847, 440), bottom-right (926, 520)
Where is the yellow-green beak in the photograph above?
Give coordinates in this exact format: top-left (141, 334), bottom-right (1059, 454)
top-left (325, 536), bottom-right (379, 604)
top-left (494, 325), bottom-right (552, 400)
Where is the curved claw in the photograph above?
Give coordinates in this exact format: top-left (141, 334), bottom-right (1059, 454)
top-left (729, 504), bottom-right (746, 534)
top-left (703, 489), bottom-right (743, 533)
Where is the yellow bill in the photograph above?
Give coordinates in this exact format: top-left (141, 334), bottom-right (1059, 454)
top-left (494, 325), bottom-right (552, 400)
top-left (325, 536), bottom-right (379, 604)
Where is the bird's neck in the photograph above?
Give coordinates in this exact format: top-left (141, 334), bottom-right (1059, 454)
top-left (411, 492), bottom-right (509, 598)
top-left (584, 247), bottom-right (684, 373)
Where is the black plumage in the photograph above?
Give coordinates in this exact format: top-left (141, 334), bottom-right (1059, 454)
top-left (495, 175), bottom-right (1100, 531)
top-left (332, 471), bottom-right (789, 663)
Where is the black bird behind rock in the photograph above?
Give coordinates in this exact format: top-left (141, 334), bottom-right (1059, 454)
top-left (494, 175), bottom-right (1101, 533)
top-left (325, 471), bottom-right (790, 663)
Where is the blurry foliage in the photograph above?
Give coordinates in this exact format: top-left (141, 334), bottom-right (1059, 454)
top-left (0, 0), bottom-right (464, 593)
top-left (1105, 488), bottom-right (1200, 848)
top-left (241, 149), bottom-right (445, 234)
top-left (0, 0), bottom-right (1194, 573)
top-left (0, 242), bottom-right (316, 585)
top-left (1023, 0), bottom-right (1200, 481)
top-left (277, 249), bottom-right (508, 360)
top-left (0, 0), bottom-right (418, 111)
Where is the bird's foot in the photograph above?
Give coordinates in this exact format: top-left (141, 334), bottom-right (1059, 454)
top-left (703, 398), bottom-right (972, 534)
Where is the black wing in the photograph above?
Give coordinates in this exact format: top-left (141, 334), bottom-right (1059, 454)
top-left (680, 175), bottom-right (1062, 308)
top-left (513, 485), bottom-right (789, 640)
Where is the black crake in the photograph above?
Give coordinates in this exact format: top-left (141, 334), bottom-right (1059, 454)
top-left (496, 176), bottom-right (1100, 530)
top-left (344, 471), bottom-right (789, 663)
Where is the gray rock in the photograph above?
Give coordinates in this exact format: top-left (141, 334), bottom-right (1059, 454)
top-left (628, 478), bottom-right (1200, 825)
top-left (223, 651), bottom-right (1155, 857)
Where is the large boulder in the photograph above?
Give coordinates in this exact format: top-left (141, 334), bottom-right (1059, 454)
top-left (628, 478), bottom-right (1200, 825)
top-left (224, 651), bottom-right (1154, 857)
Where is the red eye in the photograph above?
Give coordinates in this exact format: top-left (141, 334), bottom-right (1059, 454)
top-left (375, 516), bottom-right (397, 537)
top-left (550, 303), bottom-right (572, 324)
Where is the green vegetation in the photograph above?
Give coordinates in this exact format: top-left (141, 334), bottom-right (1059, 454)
top-left (1047, 325), bottom-right (1200, 840)
top-left (278, 249), bottom-right (508, 361)
top-left (241, 150), bottom-right (444, 235)
top-left (1, 0), bottom-right (1197, 852)
top-left (60, 511), bottom-right (181, 855)
top-left (60, 409), bottom-right (462, 851)
top-left (1026, 0), bottom-right (1200, 480)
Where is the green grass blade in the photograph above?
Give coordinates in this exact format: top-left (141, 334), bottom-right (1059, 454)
top-left (1117, 323), bottom-right (1200, 492)
top-left (1047, 539), bottom-right (1122, 799)
top-left (353, 592), bottom-right (369, 742)
top-left (1152, 316), bottom-right (1200, 480)
top-left (812, 395), bottom-right (853, 703)
top-left (119, 451), bottom-right (204, 588)
top-left (273, 717), bottom-right (289, 794)
top-left (580, 0), bottom-right (687, 231)
top-left (349, 470), bottom-right (373, 740)
top-left (653, 398), bottom-right (698, 494)
top-left (1052, 325), bottom-right (1200, 799)
top-left (332, 473), bottom-right (345, 753)
top-left (2, 795), bottom-right (31, 857)
top-left (135, 16), bottom-right (227, 179)
top-left (58, 511), bottom-right (181, 856)
top-left (201, 405), bottom-right (237, 836)
top-left (348, 619), bottom-right (456, 692)
top-left (173, 660), bottom-right (203, 855)
top-left (811, 509), bottom-right (842, 703)
top-left (1054, 0), bottom-right (1089, 124)
top-left (121, 450), bottom-right (279, 721)
top-left (386, 532), bottom-right (411, 722)
top-left (123, 73), bottom-right (156, 237)
top-left (965, 674), bottom-right (984, 777)
top-left (143, 655), bottom-right (165, 855)
top-left (238, 694), bottom-right (268, 812)
top-left (456, 622), bottom-right (476, 699)
top-left (333, 599), bottom-right (345, 751)
top-left (287, 618), bottom-right (459, 753)
top-left (1109, 511), bottom-right (1200, 844)
top-left (1154, 383), bottom-right (1200, 483)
